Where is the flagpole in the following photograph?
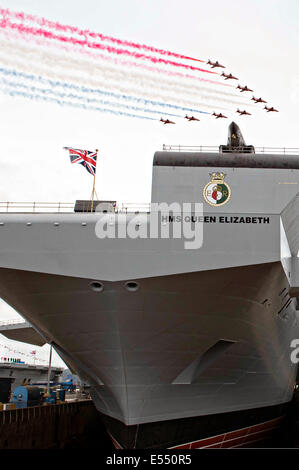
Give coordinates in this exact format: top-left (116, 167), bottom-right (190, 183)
top-left (90, 149), bottom-right (98, 213)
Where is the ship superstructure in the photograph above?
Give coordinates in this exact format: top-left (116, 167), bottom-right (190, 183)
top-left (0, 123), bottom-right (299, 448)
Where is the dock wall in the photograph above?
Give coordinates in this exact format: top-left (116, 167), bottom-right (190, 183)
top-left (0, 399), bottom-right (113, 449)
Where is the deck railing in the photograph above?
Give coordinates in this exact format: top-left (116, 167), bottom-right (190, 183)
top-left (0, 201), bottom-right (151, 214)
top-left (162, 144), bottom-right (299, 154)
top-left (0, 202), bottom-right (75, 213)
top-left (0, 319), bottom-right (27, 326)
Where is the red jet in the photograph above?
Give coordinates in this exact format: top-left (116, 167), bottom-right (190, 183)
top-left (207, 60), bottom-right (225, 69)
top-left (221, 72), bottom-right (238, 80)
top-left (252, 96), bottom-right (267, 104)
top-left (212, 112), bottom-right (227, 119)
top-left (236, 109), bottom-right (251, 116)
top-left (264, 106), bottom-right (279, 113)
top-left (237, 85), bottom-right (253, 93)
top-left (185, 115), bottom-right (200, 122)
top-left (160, 118), bottom-right (175, 124)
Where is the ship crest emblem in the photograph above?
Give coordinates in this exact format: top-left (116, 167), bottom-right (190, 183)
top-left (203, 172), bottom-right (231, 206)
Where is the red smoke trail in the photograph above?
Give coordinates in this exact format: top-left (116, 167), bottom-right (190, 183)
top-left (0, 7), bottom-right (204, 63)
top-left (0, 17), bottom-right (216, 75)
top-left (0, 28), bottom-right (231, 88)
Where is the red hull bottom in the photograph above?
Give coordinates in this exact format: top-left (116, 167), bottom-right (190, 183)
top-left (108, 415), bottom-right (284, 449)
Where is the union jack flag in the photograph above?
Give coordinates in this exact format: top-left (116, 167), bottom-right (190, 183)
top-left (64, 147), bottom-right (98, 176)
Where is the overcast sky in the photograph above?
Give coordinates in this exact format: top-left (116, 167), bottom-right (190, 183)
top-left (0, 0), bottom-right (297, 366)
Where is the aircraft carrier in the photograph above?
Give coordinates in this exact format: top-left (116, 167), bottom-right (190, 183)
top-left (0, 123), bottom-right (298, 448)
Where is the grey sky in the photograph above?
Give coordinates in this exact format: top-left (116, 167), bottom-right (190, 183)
top-left (0, 0), bottom-right (297, 365)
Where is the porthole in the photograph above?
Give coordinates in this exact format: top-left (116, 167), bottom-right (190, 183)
top-left (90, 281), bottom-right (104, 292)
top-left (125, 281), bottom-right (139, 292)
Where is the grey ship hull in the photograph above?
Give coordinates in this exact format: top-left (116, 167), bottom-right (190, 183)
top-left (0, 260), bottom-right (297, 447)
top-left (0, 261), bottom-right (296, 424)
top-left (1, 132), bottom-right (299, 447)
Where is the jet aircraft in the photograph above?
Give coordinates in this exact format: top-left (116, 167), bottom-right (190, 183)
top-left (207, 60), bottom-right (225, 69)
top-left (264, 106), bottom-right (279, 113)
top-left (160, 118), bottom-right (175, 124)
top-left (221, 72), bottom-right (238, 80)
top-left (237, 85), bottom-right (253, 93)
top-left (185, 115), bottom-right (200, 121)
top-left (251, 96), bottom-right (267, 104)
top-left (236, 109), bottom-right (251, 116)
top-left (212, 112), bottom-right (227, 119)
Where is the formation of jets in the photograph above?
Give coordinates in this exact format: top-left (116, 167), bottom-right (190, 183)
top-left (237, 85), bottom-right (253, 93)
top-left (236, 109), bottom-right (251, 116)
top-left (160, 102), bottom-right (278, 124)
top-left (221, 72), bottom-right (238, 81)
top-left (207, 60), bottom-right (225, 69)
top-left (160, 115), bottom-right (202, 125)
top-left (159, 60), bottom-right (279, 124)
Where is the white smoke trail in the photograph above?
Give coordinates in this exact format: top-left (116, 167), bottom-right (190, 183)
top-left (0, 86), bottom-right (157, 120)
top-left (0, 35), bottom-right (214, 100)
top-left (0, 50), bottom-right (229, 111)
top-left (0, 36), bottom-right (251, 108)
top-left (0, 77), bottom-right (186, 118)
top-left (0, 66), bottom-right (213, 115)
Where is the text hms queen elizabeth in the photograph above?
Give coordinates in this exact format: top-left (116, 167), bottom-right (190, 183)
top-left (164, 216), bottom-right (270, 224)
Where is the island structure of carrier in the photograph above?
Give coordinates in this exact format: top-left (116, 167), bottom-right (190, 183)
top-left (0, 122), bottom-right (299, 448)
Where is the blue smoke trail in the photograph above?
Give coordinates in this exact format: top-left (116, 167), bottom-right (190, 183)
top-left (0, 87), bottom-right (158, 121)
top-left (0, 66), bottom-right (209, 115)
top-left (0, 78), bottom-right (182, 118)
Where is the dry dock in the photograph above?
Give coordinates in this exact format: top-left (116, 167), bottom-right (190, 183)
top-left (0, 399), bottom-right (113, 449)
